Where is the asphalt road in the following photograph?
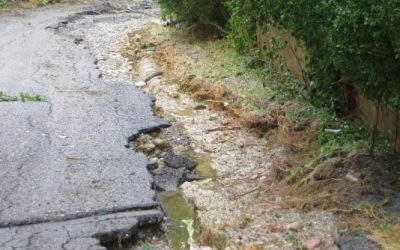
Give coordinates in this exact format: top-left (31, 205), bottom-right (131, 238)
top-left (0, 1), bottom-right (169, 248)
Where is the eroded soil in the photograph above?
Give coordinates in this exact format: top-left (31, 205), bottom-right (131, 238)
top-left (120, 23), bottom-right (400, 249)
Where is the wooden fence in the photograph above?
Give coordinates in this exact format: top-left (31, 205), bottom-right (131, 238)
top-left (256, 27), bottom-right (400, 153)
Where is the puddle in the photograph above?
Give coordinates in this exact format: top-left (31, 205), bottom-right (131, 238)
top-left (180, 148), bottom-right (217, 180)
top-left (174, 107), bottom-right (196, 117)
top-left (158, 191), bottom-right (198, 250)
top-left (131, 126), bottom-right (217, 249)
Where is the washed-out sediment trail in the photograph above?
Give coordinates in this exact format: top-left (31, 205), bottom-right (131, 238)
top-left (0, 1), bottom-right (169, 248)
top-left (132, 60), bottom-right (339, 249)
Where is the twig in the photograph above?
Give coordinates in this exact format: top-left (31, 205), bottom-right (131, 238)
top-left (204, 21), bottom-right (228, 35)
top-left (329, 208), bottom-right (355, 214)
top-left (204, 126), bottom-right (241, 133)
top-left (235, 188), bottom-right (260, 199)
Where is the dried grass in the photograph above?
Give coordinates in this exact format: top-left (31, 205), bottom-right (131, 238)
top-left (122, 25), bottom-right (400, 247)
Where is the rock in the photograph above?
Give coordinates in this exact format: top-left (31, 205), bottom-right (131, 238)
top-left (162, 152), bottom-right (198, 170)
top-left (344, 173), bottom-right (358, 182)
top-left (157, 159), bottom-right (166, 169)
top-left (305, 239), bottom-right (322, 249)
top-left (139, 143), bottom-right (156, 153)
top-left (153, 138), bottom-right (166, 146)
top-left (147, 158), bottom-right (158, 171)
top-left (209, 114), bottom-right (218, 121)
top-left (147, 76), bottom-right (162, 86)
top-left (144, 72), bottom-right (162, 82)
top-left (324, 128), bottom-right (341, 134)
top-left (134, 33), bottom-right (141, 42)
top-left (199, 247), bottom-right (213, 250)
top-left (285, 222), bottom-right (301, 231)
top-left (106, 1), bottom-right (122, 10)
top-left (387, 195), bottom-right (400, 213)
top-left (183, 173), bottom-right (203, 182)
top-left (336, 232), bottom-right (380, 250)
top-left (138, 59), bottom-right (161, 82)
top-left (135, 80), bottom-right (146, 87)
top-left (153, 167), bottom-right (186, 191)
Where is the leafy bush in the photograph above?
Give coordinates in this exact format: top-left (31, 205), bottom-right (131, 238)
top-left (0, 0), bottom-right (6, 8)
top-left (228, 0), bottom-right (400, 111)
top-left (157, 0), bottom-right (227, 29)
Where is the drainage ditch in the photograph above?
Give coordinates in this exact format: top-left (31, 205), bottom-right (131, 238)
top-left (129, 117), bottom-right (218, 249)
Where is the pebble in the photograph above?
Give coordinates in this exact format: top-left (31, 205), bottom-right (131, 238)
top-left (139, 143), bottom-right (155, 152)
top-left (134, 33), bottom-right (141, 41)
top-left (305, 239), bottom-right (322, 249)
top-left (135, 80), bottom-right (146, 87)
top-left (153, 138), bottom-right (165, 146)
top-left (345, 173), bottom-right (358, 182)
top-left (285, 221), bottom-right (301, 231)
top-left (157, 159), bottom-right (166, 169)
top-left (199, 247), bottom-right (214, 250)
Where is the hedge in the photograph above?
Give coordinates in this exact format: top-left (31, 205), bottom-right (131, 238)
top-left (157, 0), bottom-right (227, 29)
top-left (158, 0), bottom-right (400, 113)
top-left (228, 0), bottom-right (400, 111)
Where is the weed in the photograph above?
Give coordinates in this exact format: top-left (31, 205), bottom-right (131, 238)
top-left (194, 104), bottom-right (207, 110)
top-left (252, 192), bottom-right (261, 199)
top-left (143, 242), bottom-right (151, 250)
top-left (0, 91), bottom-right (45, 102)
top-left (358, 201), bottom-right (386, 220)
top-left (285, 166), bottom-right (306, 184)
top-left (284, 234), bottom-right (295, 244)
top-left (286, 105), bottom-right (315, 124)
top-left (19, 92), bottom-right (45, 102)
top-left (379, 223), bottom-right (394, 232)
top-left (0, 91), bottom-right (18, 102)
top-left (171, 93), bottom-right (180, 99)
top-left (316, 121), bottom-right (392, 157)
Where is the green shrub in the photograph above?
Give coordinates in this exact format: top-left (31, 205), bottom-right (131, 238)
top-left (157, 0), bottom-right (227, 30)
top-left (0, 0), bottom-right (6, 8)
top-left (228, 0), bottom-right (400, 112)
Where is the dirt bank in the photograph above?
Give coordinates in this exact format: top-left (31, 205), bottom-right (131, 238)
top-left (120, 22), bottom-right (400, 249)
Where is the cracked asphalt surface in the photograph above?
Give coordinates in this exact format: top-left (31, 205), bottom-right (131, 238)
top-left (0, 0), bottom-right (169, 248)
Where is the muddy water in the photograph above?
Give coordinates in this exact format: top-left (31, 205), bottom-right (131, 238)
top-left (159, 111), bottom-right (218, 249)
top-left (181, 148), bottom-right (217, 180)
top-left (158, 192), bottom-right (198, 249)
top-left (158, 146), bottom-right (217, 249)
top-left (132, 108), bottom-right (218, 249)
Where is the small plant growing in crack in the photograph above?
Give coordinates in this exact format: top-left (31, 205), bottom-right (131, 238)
top-left (19, 92), bottom-right (46, 102)
top-left (0, 91), bottom-right (18, 102)
top-left (0, 91), bottom-right (46, 102)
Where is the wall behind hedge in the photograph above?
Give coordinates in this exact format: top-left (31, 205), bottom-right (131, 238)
top-left (228, 0), bottom-right (400, 111)
top-left (157, 0), bottom-right (400, 151)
